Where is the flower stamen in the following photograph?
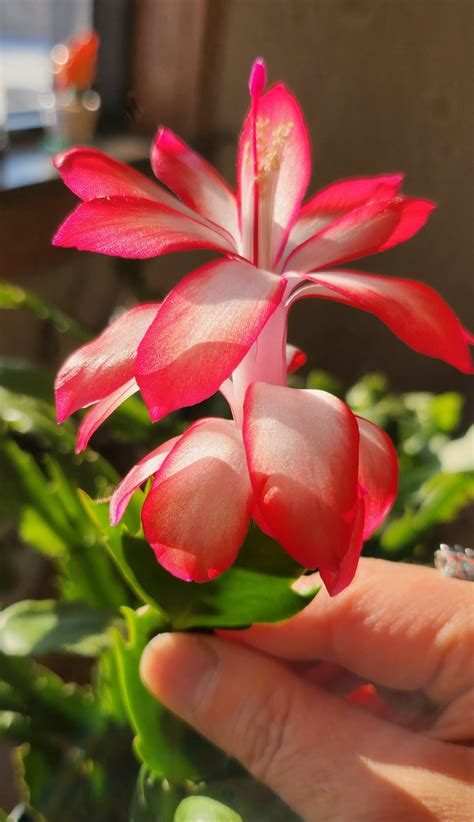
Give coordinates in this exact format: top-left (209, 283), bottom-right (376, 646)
top-left (255, 118), bottom-right (295, 184)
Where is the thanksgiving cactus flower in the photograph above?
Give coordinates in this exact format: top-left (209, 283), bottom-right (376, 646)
top-left (54, 59), bottom-right (473, 593)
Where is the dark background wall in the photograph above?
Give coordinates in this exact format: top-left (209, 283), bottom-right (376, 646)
top-left (2, 0), bottom-right (473, 405)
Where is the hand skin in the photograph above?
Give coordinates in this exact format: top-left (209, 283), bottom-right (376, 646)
top-left (140, 559), bottom-right (474, 821)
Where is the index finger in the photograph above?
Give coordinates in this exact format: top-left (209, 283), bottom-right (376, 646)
top-left (221, 558), bottom-right (474, 705)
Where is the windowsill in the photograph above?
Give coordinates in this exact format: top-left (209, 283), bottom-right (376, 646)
top-left (0, 133), bottom-right (150, 192)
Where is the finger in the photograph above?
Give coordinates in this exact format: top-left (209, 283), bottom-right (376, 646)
top-left (222, 558), bottom-right (474, 706)
top-left (141, 633), bottom-right (473, 821)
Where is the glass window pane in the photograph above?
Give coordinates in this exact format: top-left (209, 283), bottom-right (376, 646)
top-left (0, 0), bottom-right (93, 128)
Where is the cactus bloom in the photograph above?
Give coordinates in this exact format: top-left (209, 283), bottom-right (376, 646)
top-left (54, 59), bottom-right (472, 592)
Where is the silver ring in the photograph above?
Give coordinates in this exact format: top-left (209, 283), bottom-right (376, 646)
top-left (434, 544), bottom-right (474, 582)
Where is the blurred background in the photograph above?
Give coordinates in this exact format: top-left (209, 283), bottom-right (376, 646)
top-left (0, 0), bottom-right (473, 817)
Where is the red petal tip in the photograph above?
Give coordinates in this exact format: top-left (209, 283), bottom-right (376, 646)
top-left (463, 326), bottom-right (474, 345)
top-left (154, 126), bottom-right (175, 151)
top-left (52, 226), bottom-right (70, 247)
top-left (385, 172), bottom-right (404, 187)
top-left (75, 428), bottom-right (89, 454)
top-left (413, 197), bottom-right (437, 218)
top-left (395, 194), bottom-right (436, 211)
top-left (148, 408), bottom-right (162, 423)
top-left (53, 151), bottom-right (67, 169)
top-left (249, 57), bottom-right (267, 100)
top-left (52, 147), bottom-right (89, 170)
top-left (55, 402), bottom-right (68, 425)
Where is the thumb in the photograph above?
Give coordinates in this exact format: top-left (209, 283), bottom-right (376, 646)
top-left (140, 633), bottom-right (471, 821)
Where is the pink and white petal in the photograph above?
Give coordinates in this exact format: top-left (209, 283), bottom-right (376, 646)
top-left (237, 82), bottom-right (311, 267)
top-left (76, 378), bottom-right (138, 453)
top-left (286, 343), bottom-right (307, 373)
top-left (260, 84), bottom-right (312, 267)
top-left (356, 416), bottom-right (398, 538)
top-left (300, 270), bottom-right (473, 374)
top-left (284, 196), bottom-right (435, 273)
top-left (141, 418), bottom-right (253, 583)
top-left (236, 113), bottom-right (255, 261)
top-left (288, 174), bottom-right (403, 252)
top-left (55, 303), bottom-right (160, 423)
top-left (54, 146), bottom-right (178, 207)
top-left (243, 383), bottom-right (360, 571)
top-left (319, 495), bottom-right (365, 597)
top-left (110, 435), bottom-right (181, 526)
top-left (135, 259), bottom-right (285, 421)
top-left (151, 128), bottom-right (240, 244)
top-left (53, 196), bottom-right (237, 258)
top-left (302, 174), bottom-right (404, 216)
top-left (218, 378), bottom-right (237, 417)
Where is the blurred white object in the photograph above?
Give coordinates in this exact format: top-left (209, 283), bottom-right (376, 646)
top-left (438, 426), bottom-right (474, 473)
top-left (434, 544), bottom-right (474, 581)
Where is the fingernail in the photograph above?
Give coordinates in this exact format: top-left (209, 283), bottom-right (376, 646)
top-left (140, 633), bottom-right (219, 717)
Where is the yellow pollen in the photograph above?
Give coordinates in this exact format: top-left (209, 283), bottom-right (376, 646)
top-left (243, 120), bottom-right (295, 189)
top-left (255, 118), bottom-right (294, 182)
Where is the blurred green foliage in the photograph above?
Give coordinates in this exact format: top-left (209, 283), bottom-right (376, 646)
top-left (0, 285), bottom-right (472, 820)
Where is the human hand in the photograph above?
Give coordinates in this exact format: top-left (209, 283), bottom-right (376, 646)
top-left (141, 559), bottom-right (474, 821)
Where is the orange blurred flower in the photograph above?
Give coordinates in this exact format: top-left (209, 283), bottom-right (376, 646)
top-left (54, 31), bottom-right (99, 93)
